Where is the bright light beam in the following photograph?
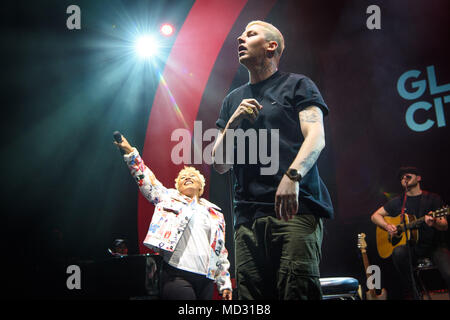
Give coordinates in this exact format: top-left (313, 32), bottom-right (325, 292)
top-left (135, 35), bottom-right (159, 58)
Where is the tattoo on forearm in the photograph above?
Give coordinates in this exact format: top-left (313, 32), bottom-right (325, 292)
top-left (299, 149), bottom-right (321, 174)
top-left (299, 108), bottom-right (321, 123)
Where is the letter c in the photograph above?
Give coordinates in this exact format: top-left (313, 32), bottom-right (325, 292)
top-left (405, 101), bottom-right (434, 132)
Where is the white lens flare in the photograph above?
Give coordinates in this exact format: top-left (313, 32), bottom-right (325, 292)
top-left (135, 35), bottom-right (158, 58)
top-left (160, 24), bottom-right (174, 36)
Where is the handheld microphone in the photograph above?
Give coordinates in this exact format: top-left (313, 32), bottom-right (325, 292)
top-left (113, 131), bottom-right (123, 143)
top-left (113, 131), bottom-right (125, 155)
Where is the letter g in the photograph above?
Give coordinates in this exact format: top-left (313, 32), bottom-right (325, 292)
top-left (397, 70), bottom-right (426, 100)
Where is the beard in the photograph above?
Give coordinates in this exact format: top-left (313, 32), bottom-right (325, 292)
top-left (404, 180), bottom-right (419, 189)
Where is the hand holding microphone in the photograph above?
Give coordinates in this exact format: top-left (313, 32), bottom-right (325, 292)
top-left (113, 131), bottom-right (134, 155)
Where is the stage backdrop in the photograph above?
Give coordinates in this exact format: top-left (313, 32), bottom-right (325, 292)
top-left (2, 0), bottom-right (449, 298)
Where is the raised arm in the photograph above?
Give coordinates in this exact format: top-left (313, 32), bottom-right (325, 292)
top-left (114, 135), bottom-right (167, 204)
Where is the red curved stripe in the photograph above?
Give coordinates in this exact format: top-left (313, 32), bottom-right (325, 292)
top-left (138, 0), bottom-right (248, 253)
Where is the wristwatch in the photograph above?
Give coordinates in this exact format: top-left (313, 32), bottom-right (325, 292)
top-left (285, 168), bottom-right (302, 182)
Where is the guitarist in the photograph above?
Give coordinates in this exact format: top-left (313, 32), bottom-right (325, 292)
top-left (371, 166), bottom-right (450, 299)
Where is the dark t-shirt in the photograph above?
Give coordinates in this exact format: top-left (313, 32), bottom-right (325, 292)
top-left (383, 191), bottom-right (446, 256)
top-left (216, 71), bottom-right (334, 227)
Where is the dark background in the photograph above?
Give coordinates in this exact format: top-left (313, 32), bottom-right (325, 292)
top-left (1, 0), bottom-right (449, 299)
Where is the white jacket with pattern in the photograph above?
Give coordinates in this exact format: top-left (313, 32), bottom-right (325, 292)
top-left (124, 149), bottom-right (232, 292)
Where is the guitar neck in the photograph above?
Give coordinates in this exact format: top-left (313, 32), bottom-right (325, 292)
top-left (361, 250), bottom-right (377, 295)
top-left (403, 209), bottom-right (447, 230)
top-left (406, 216), bottom-right (425, 229)
top-left (361, 251), bottom-right (371, 277)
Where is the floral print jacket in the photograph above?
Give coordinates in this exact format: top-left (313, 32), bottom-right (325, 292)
top-left (124, 149), bottom-right (232, 292)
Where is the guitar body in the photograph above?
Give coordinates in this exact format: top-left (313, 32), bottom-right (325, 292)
top-left (376, 214), bottom-right (419, 259)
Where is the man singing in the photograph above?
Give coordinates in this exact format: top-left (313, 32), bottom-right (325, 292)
top-left (212, 21), bottom-right (333, 300)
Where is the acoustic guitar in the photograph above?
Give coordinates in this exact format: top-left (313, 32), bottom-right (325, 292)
top-left (357, 233), bottom-right (387, 300)
top-left (376, 206), bottom-right (449, 259)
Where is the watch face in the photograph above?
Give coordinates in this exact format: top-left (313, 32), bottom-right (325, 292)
top-left (287, 168), bottom-right (300, 181)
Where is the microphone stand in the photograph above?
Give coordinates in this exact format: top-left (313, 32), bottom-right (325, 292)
top-left (401, 181), bottom-right (421, 300)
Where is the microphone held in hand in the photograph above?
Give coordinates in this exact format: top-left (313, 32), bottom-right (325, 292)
top-left (113, 131), bottom-right (123, 143)
top-left (113, 131), bottom-right (125, 155)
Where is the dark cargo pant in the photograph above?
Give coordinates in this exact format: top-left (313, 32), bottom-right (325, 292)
top-left (235, 214), bottom-right (323, 300)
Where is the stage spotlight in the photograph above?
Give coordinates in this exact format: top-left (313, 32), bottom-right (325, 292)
top-left (135, 35), bottom-right (158, 58)
top-left (160, 23), bottom-right (174, 36)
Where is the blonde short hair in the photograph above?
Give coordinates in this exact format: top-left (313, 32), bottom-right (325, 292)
top-left (174, 166), bottom-right (206, 196)
top-left (246, 20), bottom-right (285, 59)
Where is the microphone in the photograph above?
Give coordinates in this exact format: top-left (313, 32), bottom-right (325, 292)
top-left (404, 176), bottom-right (410, 192)
top-left (113, 131), bottom-right (123, 143)
top-left (113, 131), bottom-right (125, 155)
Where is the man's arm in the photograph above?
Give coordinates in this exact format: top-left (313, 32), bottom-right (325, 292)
top-left (212, 128), bottom-right (233, 174)
top-left (275, 106), bottom-right (325, 220)
top-left (425, 196), bottom-right (448, 231)
top-left (291, 106), bottom-right (325, 176)
top-left (212, 98), bottom-right (263, 174)
top-left (371, 206), bottom-right (397, 236)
